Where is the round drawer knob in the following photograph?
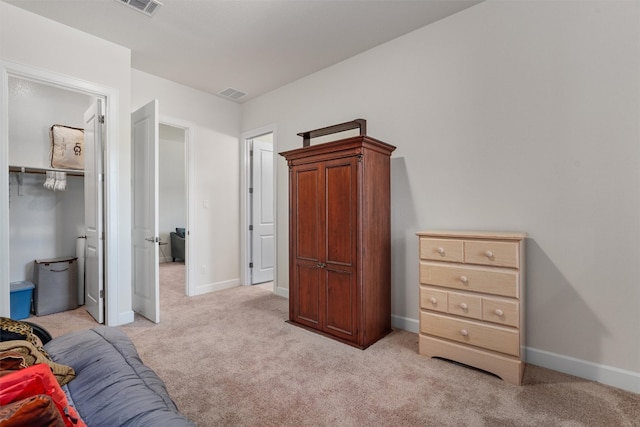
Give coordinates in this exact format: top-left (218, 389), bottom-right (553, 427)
top-left (430, 297), bottom-right (437, 304)
top-left (460, 329), bottom-right (469, 337)
top-left (460, 276), bottom-right (468, 283)
top-left (437, 247), bottom-right (445, 255)
top-left (495, 309), bottom-right (504, 316)
top-left (485, 250), bottom-right (494, 258)
top-left (460, 303), bottom-right (468, 310)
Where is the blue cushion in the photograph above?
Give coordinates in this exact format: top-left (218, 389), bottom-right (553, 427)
top-left (45, 327), bottom-right (195, 427)
top-left (175, 228), bottom-right (185, 238)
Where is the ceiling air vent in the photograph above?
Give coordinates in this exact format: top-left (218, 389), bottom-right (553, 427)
top-left (219, 88), bottom-right (247, 101)
top-left (116, 0), bottom-right (162, 17)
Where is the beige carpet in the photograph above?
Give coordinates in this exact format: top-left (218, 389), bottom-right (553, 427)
top-left (30, 262), bottom-right (640, 427)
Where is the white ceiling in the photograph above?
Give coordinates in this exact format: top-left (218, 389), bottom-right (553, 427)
top-left (4, 0), bottom-right (481, 102)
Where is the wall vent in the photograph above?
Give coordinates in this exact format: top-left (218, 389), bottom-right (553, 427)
top-left (219, 88), bottom-right (247, 101)
top-left (116, 0), bottom-right (162, 17)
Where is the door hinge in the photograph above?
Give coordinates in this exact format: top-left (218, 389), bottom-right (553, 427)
top-left (99, 289), bottom-right (105, 299)
top-left (249, 262), bottom-right (253, 268)
top-left (249, 187), bottom-right (253, 194)
top-left (98, 115), bottom-right (105, 124)
top-left (249, 225), bottom-right (253, 231)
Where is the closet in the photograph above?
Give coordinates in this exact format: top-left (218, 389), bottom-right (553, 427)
top-left (280, 123), bottom-right (396, 349)
top-left (8, 76), bottom-right (95, 316)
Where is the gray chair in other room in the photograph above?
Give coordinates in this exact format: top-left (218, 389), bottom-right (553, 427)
top-left (170, 228), bottom-right (185, 262)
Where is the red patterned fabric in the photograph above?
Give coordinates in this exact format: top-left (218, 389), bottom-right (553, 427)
top-left (0, 364), bottom-right (86, 427)
top-left (0, 394), bottom-right (66, 427)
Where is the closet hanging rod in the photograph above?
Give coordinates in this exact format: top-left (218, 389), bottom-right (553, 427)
top-left (8, 165), bottom-right (84, 177)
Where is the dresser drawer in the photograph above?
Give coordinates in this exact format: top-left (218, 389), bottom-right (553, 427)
top-left (419, 262), bottom-right (519, 298)
top-left (448, 291), bottom-right (482, 320)
top-left (420, 238), bottom-right (463, 263)
top-left (464, 240), bottom-right (519, 268)
top-left (420, 311), bottom-right (520, 357)
top-left (482, 297), bottom-right (519, 327)
top-left (420, 286), bottom-right (448, 313)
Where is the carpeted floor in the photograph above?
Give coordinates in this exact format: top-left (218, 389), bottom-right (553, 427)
top-left (30, 262), bottom-right (640, 427)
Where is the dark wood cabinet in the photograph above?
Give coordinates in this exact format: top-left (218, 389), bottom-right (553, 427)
top-left (280, 135), bottom-right (396, 349)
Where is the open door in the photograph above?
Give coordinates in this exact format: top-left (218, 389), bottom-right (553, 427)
top-left (84, 99), bottom-right (105, 323)
top-left (131, 100), bottom-right (160, 323)
top-left (250, 138), bottom-right (274, 284)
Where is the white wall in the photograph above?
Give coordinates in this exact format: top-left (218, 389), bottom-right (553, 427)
top-left (0, 1), bottom-right (133, 325)
top-left (132, 69), bottom-right (242, 294)
top-left (8, 77), bottom-right (91, 282)
top-left (9, 174), bottom-right (84, 279)
top-left (159, 124), bottom-right (186, 262)
top-left (242, 0), bottom-right (640, 392)
top-left (8, 77), bottom-right (95, 168)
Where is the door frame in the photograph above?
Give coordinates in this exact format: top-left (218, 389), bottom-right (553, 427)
top-left (240, 124), bottom-right (278, 294)
top-left (159, 115), bottom-right (195, 296)
top-left (0, 60), bottom-right (121, 325)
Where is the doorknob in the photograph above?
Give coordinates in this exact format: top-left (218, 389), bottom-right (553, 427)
top-left (145, 237), bottom-right (158, 243)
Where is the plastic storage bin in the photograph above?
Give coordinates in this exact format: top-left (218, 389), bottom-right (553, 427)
top-left (10, 281), bottom-right (35, 320)
top-left (33, 256), bottom-right (78, 316)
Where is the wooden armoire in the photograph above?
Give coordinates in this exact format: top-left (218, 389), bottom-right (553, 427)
top-left (279, 120), bottom-right (396, 349)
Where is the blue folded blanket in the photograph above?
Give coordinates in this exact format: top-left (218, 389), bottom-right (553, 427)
top-left (45, 326), bottom-right (195, 427)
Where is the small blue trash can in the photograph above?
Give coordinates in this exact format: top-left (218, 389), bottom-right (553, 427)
top-left (10, 281), bottom-right (35, 320)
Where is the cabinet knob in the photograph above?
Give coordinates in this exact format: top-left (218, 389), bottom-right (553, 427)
top-left (436, 247), bottom-right (445, 255)
top-left (460, 303), bottom-right (468, 310)
top-left (460, 329), bottom-right (469, 337)
top-left (495, 309), bottom-right (504, 317)
top-left (485, 250), bottom-right (494, 258)
top-left (459, 276), bottom-right (468, 284)
top-left (429, 297), bottom-right (437, 304)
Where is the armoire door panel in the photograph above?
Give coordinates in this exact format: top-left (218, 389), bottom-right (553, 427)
top-left (295, 167), bottom-right (321, 261)
top-left (294, 263), bottom-right (321, 326)
top-left (324, 269), bottom-right (355, 338)
top-left (325, 160), bottom-right (355, 266)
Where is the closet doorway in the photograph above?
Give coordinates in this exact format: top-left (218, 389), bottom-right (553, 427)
top-left (2, 67), bottom-right (115, 324)
top-left (241, 126), bottom-right (276, 292)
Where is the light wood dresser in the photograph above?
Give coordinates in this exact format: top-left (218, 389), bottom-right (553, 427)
top-left (417, 230), bottom-right (527, 385)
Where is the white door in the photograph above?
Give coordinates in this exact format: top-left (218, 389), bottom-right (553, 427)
top-left (251, 139), bottom-right (274, 284)
top-left (84, 99), bottom-right (105, 323)
top-left (131, 100), bottom-right (160, 323)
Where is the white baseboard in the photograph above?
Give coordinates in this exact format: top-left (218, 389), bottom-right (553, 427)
top-left (275, 286), bottom-right (289, 299)
top-left (114, 310), bottom-right (134, 326)
top-left (525, 347), bottom-right (640, 394)
top-left (392, 314), bottom-right (419, 333)
top-left (192, 278), bottom-right (239, 296)
top-left (391, 315), bottom-right (639, 394)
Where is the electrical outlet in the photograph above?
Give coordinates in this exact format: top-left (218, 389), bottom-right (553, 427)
top-left (200, 266), bottom-right (206, 275)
